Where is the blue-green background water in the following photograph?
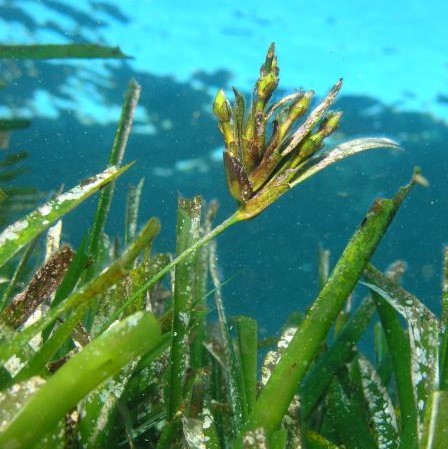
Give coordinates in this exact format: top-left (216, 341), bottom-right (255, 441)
top-left (1, 0), bottom-right (447, 336)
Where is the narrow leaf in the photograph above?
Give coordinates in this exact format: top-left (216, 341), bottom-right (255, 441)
top-left (0, 311), bottom-right (161, 449)
top-left (0, 164), bottom-right (131, 269)
top-left (363, 264), bottom-right (440, 433)
top-left (125, 178), bottom-right (145, 246)
top-left (440, 247), bottom-right (448, 390)
top-left (358, 355), bottom-right (399, 449)
top-left (168, 196), bottom-right (202, 419)
top-left (234, 177), bottom-right (414, 446)
top-left (87, 80), bottom-right (141, 264)
top-left (0, 44), bottom-right (130, 59)
top-left (0, 237), bottom-right (38, 313)
top-left (236, 316), bottom-right (258, 414)
top-left (0, 245), bottom-right (73, 328)
top-left (420, 390), bottom-right (448, 449)
top-left (369, 284), bottom-right (418, 447)
top-left (0, 217), bottom-right (160, 365)
top-left (300, 297), bottom-right (376, 418)
top-left (270, 429), bottom-right (288, 449)
top-left (291, 137), bottom-right (400, 187)
top-left (0, 119), bottom-right (31, 131)
top-left (209, 239), bottom-right (246, 430)
top-left (326, 379), bottom-right (378, 449)
top-left (78, 371), bottom-right (134, 448)
top-left (303, 430), bottom-right (343, 449)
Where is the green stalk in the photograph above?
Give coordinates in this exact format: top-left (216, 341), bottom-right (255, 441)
top-left (300, 297), bottom-right (376, 418)
top-left (364, 266), bottom-right (418, 448)
top-left (442, 246), bottom-right (448, 324)
top-left (236, 315), bottom-right (258, 414)
top-left (0, 164), bottom-right (130, 270)
top-left (78, 367), bottom-right (135, 447)
top-left (318, 246), bottom-right (330, 290)
top-left (0, 43), bottom-right (129, 59)
top-left (440, 246), bottom-right (448, 390)
top-left (155, 421), bottom-right (179, 449)
top-left (190, 202), bottom-right (216, 369)
top-left (420, 390), bottom-right (448, 449)
top-left (373, 321), bottom-right (393, 384)
top-left (201, 409), bottom-right (221, 449)
top-left (189, 251), bottom-right (208, 368)
top-left (10, 303), bottom-right (89, 384)
top-left (233, 181), bottom-right (414, 446)
top-left (87, 79), bottom-right (141, 264)
top-left (124, 178), bottom-right (144, 246)
top-left (0, 236), bottom-right (38, 312)
top-left (167, 197), bottom-right (202, 419)
top-left (326, 378), bottom-right (378, 449)
top-left (0, 217), bottom-right (160, 365)
top-left (270, 429), bottom-right (288, 449)
top-left (0, 312), bottom-right (161, 449)
top-left (79, 80), bottom-right (141, 330)
top-left (303, 430), bottom-right (342, 449)
top-left (209, 240), bottom-right (245, 430)
top-left (355, 355), bottom-right (399, 449)
top-left (100, 211), bottom-right (242, 331)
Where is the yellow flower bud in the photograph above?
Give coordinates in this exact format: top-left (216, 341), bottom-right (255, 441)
top-left (213, 89), bottom-right (232, 122)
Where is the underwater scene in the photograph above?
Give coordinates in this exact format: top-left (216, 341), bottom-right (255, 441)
top-left (0, 1), bottom-right (447, 448)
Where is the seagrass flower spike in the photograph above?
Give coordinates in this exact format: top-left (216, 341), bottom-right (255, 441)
top-left (213, 43), bottom-right (400, 220)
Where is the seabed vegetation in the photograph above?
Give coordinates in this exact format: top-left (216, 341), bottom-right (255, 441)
top-left (0, 42), bottom-right (446, 449)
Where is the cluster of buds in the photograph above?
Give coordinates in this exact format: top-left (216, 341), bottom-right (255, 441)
top-left (213, 43), bottom-right (397, 220)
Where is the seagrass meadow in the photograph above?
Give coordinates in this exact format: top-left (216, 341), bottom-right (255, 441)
top-left (0, 42), bottom-right (447, 449)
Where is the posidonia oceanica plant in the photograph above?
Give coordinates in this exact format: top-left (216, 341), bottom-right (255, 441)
top-left (1, 42), bottom-right (445, 449)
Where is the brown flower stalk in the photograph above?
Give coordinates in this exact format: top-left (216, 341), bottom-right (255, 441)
top-left (105, 43), bottom-right (400, 323)
top-left (213, 43), bottom-right (398, 220)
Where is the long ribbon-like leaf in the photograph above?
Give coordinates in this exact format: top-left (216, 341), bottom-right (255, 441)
top-left (0, 164), bottom-right (131, 269)
top-left (0, 311), bottom-right (161, 449)
top-left (291, 137), bottom-right (400, 187)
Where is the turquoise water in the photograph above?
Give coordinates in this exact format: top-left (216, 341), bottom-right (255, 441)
top-left (0, 0), bottom-right (447, 334)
